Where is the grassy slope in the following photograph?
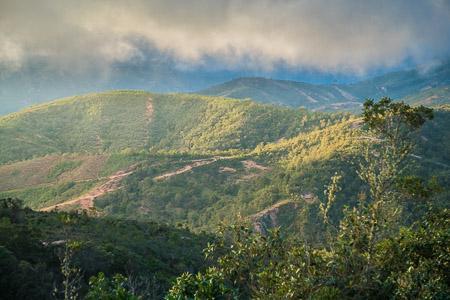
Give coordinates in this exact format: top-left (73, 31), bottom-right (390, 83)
top-left (0, 154), bottom-right (108, 191)
top-left (0, 152), bottom-right (145, 209)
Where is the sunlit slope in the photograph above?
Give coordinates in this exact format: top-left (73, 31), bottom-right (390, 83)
top-left (0, 91), bottom-right (347, 164)
top-left (95, 108), bottom-right (450, 232)
top-left (147, 93), bottom-right (346, 150)
top-left (0, 92), bottom-right (448, 234)
top-left (0, 91), bottom-right (151, 163)
top-left (94, 119), bottom-right (362, 231)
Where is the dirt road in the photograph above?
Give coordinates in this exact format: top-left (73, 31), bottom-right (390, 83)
top-left (153, 157), bottom-right (222, 181)
top-left (40, 169), bottom-right (135, 212)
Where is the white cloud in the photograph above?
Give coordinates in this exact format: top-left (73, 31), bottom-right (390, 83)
top-left (0, 0), bottom-right (449, 73)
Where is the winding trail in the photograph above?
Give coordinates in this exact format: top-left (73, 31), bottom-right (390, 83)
top-left (39, 155), bottom-right (271, 211)
top-left (40, 168), bottom-right (136, 212)
top-left (241, 160), bottom-right (271, 171)
top-left (153, 157), bottom-right (271, 183)
top-left (153, 157), bottom-right (227, 181)
top-left (250, 200), bottom-right (298, 235)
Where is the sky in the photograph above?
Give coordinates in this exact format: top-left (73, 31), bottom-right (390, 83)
top-left (2, 0), bottom-right (450, 75)
top-left (0, 0), bottom-right (450, 110)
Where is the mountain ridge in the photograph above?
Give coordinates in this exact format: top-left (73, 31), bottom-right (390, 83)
top-left (2, 62), bottom-right (450, 115)
top-left (199, 62), bottom-right (450, 111)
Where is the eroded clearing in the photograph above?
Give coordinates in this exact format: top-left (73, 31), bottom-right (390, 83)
top-left (40, 167), bottom-right (136, 212)
top-left (146, 97), bottom-right (154, 122)
top-left (241, 160), bottom-right (271, 171)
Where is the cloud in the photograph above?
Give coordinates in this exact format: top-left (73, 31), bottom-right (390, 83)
top-left (0, 35), bottom-right (24, 71)
top-left (1, 0), bottom-right (449, 74)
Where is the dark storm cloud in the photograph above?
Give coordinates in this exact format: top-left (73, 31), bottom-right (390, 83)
top-left (1, 0), bottom-right (449, 73)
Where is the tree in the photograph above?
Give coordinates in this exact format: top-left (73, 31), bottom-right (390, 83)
top-left (356, 98), bottom-right (433, 258)
top-left (165, 98), bottom-right (444, 299)
top-left (166, 268), bottom-right (237, 300)
top-left (86, 272), bottom-right (139, 300)
top-left (321, 98), bottom-right (433, 296)
top-left (59, 241), bottom-right (82, 300)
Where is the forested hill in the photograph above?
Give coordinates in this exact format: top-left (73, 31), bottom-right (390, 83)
top-left (199, 62), bottom-right (450, 111)
top-left (0, 91), bottom-right (448, 234)
top-left (0, 91), bottom-right (449, 298)
top-left (0, 90), bottom-right (348, 164)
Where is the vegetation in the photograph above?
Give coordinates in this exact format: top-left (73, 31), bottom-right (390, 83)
top-left (0, 198), bottom-right (209, 299)
top-left (168, 208), bottom-right (449, 299)
top-left (1, 93), bottom-right (448, 232)
top-left (47, 160), bottom-right (83, 180)
top-left (199, 62), bottom-right (450, 111)
top-left (0, 91), bottom-right (151, 164)
top-left (167, 98), bottom-right (449, 299)
top-left (0, 91), bottom-right (346, 164)
top-left (148, 93), bottom-right (341, 151)
top-left (92, 105), bottom-right (449, 235)
top-left (0, 91), bottom-right (448, 299)
top-left (0, 91), bottom-right (350, 211)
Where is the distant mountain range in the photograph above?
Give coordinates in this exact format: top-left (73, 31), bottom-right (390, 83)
top-left (1, 62), bottom-right (449, 115)
top-left (199, 62), bottom-right (450, 111)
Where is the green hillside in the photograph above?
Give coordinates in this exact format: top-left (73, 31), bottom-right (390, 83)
top-left (2, 92), bottom-right (447, 238)
top-left (92, 108), bottom-right (450, 235)
top-left (0, 91), bottom-right (152, 163)
top-left (146, 93), bottom-right (339, 151)
top-left (93, 124), bottom-right (358, 233)
top-left (0, 91), bottom-right (350, 210)
top-left (0, 91), bottom-right (347, 165)
top-left (0, 92), bottom-right (449, 298)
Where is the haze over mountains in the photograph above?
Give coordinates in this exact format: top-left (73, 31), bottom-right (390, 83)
top-left (2, 61), bottom-right (449, 115)
top-left (200, 62), bottom-right (450, 111)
